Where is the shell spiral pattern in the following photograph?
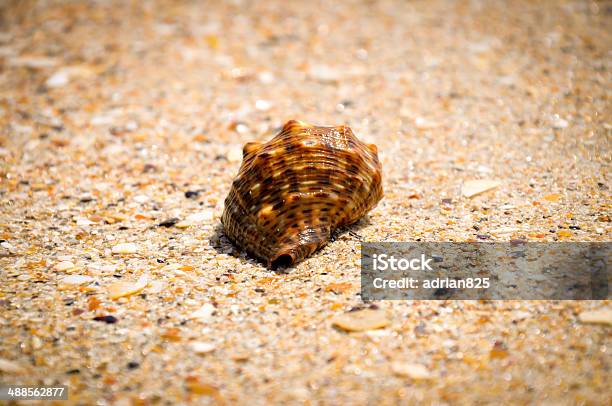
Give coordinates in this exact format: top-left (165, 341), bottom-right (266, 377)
top-left (221, 120), bottom-right (383, 268)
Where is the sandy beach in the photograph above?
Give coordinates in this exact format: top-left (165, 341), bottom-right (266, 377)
top-left (0, 0), bottom-right (610, 404)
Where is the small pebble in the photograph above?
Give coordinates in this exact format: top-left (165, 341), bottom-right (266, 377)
top-left (133, 194), bottom-right (150, 204)
top-left (46, 70), bottom-right (70, 87)
top-left (257, 71), bottom-right (275, 84)
top-left (190, 341), bottom-right (216, 354)
top-left (93, 315), bottom-right (118, 324)
top-left (552, 116), bottom-right (569, 129)
top-left (235, 123), bottom-right (249, 134)
top-left (158, 218), bottom-right (179, 227)
top-left (227, 148), bottom-right (243, 162)
top-left (414, 117), bottom-right (439, 130)
top-left (391, 362), bottom-right (433, 380)
top-left (31, 336), bottom-right (43, 350)
top-left (111, 242), bottom-right (138, 254)
top-left (61, 275), bottom-right (94, 285)
top-left (308, 64), bottom-right (342, 82)
top-left (189, 303), bottom-right (216, 321)
top-left (45, 66), bottom-right (94, 88)
top-left (255, 99), bottom-right (271, 111)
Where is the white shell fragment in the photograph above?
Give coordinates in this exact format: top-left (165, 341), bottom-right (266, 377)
top-left (578, 309), bottom-right (612, 326)
top-left (107, 275), bottom-right (148, 299)
top-left (111, 243), bottom-right (139, 254)
top-left (189, 304), bottom-right (216, 321)
top-left (462, 179), bottom-right (501, 198)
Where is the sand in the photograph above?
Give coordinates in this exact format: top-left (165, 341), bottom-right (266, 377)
top-left (0, 0), bottom-right (610, 404)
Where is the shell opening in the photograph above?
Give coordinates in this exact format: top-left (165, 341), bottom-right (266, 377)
top-left (271, 253), bottom-right (294, 270)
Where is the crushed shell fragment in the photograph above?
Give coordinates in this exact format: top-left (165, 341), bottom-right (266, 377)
top-left (331, 308), bottom-right (390, 332)
top-left (578, 309), bottom-right (612, 326)
top-left (462, 179), bottom-right (501, 198)
top-left (107, 275), bottom-right (148, 299)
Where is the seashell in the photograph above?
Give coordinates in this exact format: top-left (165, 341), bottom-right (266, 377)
top-left (221, 120), bottom-right (383, 268)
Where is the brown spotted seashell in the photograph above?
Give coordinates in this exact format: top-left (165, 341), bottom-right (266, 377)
top-left (221, 120), bottom-right (383, 268)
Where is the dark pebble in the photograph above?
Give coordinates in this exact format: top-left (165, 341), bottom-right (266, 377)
top-left (66, 369), bottom-right (80, 375)
top-left (143, 164), bottom-right (157, 173)
top-left (127, 361), bottom-right (140, 370)
top-left (184, 190), bottom-right (200, 199)
top-left (569, 225), bottom-right (581, 230)
top-left (93, 315), bottom-right (118, 324)
top-left (158, 218), bottom-right (179, 227)
top-left (476, 234), bottom-right (491, 240)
